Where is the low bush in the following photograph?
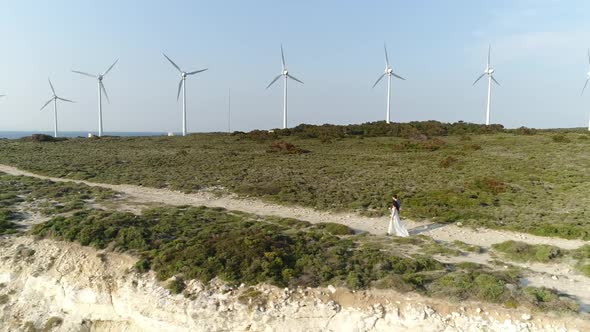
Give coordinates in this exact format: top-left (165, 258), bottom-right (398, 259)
top-left (514, 127), bottom-right (537, 135)
top-left (43, 316), bottom-right (63, 332)
top-left (166, 277), bottom-right (186, 294)
top-left (492, 241), bottom-right (564, 263)
top-left (552, 134), bottom-right (571, 143)
top-left (439, 156), bottom-right (458, 168)
top-left (267, 141), bottom-right (310, 154)
top-left (312, 222), bottom-right (355, 235)
top-left (473, 177), bottom-right (506, 194)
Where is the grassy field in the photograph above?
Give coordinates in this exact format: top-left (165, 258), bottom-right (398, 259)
top-left (0, 121), bottom-right (588, 239)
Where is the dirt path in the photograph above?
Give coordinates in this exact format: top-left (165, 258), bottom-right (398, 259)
top-left (1, 164), bottom-right (587, 251)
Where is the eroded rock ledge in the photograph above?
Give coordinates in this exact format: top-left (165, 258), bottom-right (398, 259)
top-left (0, 237), bottom-right (588, 332)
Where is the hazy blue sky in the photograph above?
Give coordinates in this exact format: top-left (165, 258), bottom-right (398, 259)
top-left (1, 0), bottom-right (590, 133)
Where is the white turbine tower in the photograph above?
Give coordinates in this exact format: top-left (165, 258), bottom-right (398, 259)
top-left (266, 45), bottom-right (304, 129)
top-left (580, 49), bottom-right (590, 131)
top-left (373, 44), bottom-right (405, 124)
top-left (71, 59), bottom-right (118, 137)
top-left (473, 45), bottom-right (500, 126)
top-left (163, 53), bottom-right (208, 136)
top-left (40, 79), bottom-right (75, 138)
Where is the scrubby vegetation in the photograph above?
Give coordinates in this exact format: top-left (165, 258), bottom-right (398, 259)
top-left (0, 172), bottom-right (117, 234)
top-left (492, 241), bottom-right (565, 263)
top-left (0, 122), bottom-right (587, 240)
top-left (493, 241), bottom-right (590, 278)
top-left (28, 205), bottom-right (578, 312)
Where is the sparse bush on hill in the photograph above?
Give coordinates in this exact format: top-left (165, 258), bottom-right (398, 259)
top-left (552, 134), bottom-right (571, 143)
top-left (439, 156), bottom-right (459, 168)
top-left (393, 138), bottom-right (447, 152)
top-left (492, 241), bottom-right (564, 263)
top-left (514, 127), bottom-right (537, 135)
top-left (267, 141), bottom-right (310, 154)
top-left (236, 121), bottom-right (505, 141)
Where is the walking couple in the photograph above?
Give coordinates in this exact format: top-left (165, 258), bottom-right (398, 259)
top-left (388, 195), bottom-right (409, 237)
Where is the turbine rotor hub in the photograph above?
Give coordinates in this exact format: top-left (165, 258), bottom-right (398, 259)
top-left (386, 68), bottom-right (393, 74)
top-left (98, 75), bottom-right (103, 81)
top-left (283, 70), bottom-right (288, 76)
top-left (181, 72), bottom-right (187, 78)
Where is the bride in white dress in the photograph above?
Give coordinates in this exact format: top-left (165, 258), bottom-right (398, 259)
top-left (388, 195), bottom-right (409, 237)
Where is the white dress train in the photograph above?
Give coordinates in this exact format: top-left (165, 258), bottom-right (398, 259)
top-left (388, 208), bottom-right (409, 237)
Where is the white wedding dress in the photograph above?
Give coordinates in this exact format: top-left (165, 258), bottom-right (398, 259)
top-left (388, 208), bottom-right (409, 237)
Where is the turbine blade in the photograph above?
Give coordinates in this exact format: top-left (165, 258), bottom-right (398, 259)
top-left (488, 44), bottom-right (491, 67)
top-left (384, 44), bottom-right (390, 68)
top-left (491, 75), bottom-right (500, 86)
top-left (100, 81), bottom-right (110, 103)
top-left (103, 58), bottom-right (119, 76)
top-left (582, 78), bottom-right (589, 96)
top-left (177, 79), bottom-right (184, 101)
top-left (163, 53), bottom-right (182, 72)
top-left (187, 68), bottom-right (208, 75)
top-left (40, 98), bottom-right (53, 110)
top-left (281, 44), bottom-right (286, 69)
top-left (71, 70), bottom-right (97, 78)
top-left (287, 74), bottom-right (304, 84)
top-left (391, 72), bottom-right (406, 80)
top-left (587, 49), bottom-right (590, 68)
top-left (0, 95), bottom-right (5, 98)
top-left (57, 97), bottom-right (75, 103)
top-left (266, 74), bottom-right (282, 89)
top-left (472, 73), bottom-right (486, 85)
top-left (48, 79), bottom-right (56, 95)
top-left (372, 73), bottom-right (386, 88)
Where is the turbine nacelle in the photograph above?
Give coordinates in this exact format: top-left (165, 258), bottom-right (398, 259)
top-left (386, 67), bottom-right (393, 75)
top-left (486, 67), bottom-right (495, 75)
top-left (98, 75), bottom-right (104, 81)
top-left (283, 69), bottom-right (289, 76)
top-left (181, 72), bottom-right (187, 79)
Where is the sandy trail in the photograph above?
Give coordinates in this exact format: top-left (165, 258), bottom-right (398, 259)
top-left (1, 164), bottom-right (586, 251)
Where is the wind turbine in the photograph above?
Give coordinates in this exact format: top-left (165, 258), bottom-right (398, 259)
top-left (580, 49), bottom-right (590, 131)
top-left (40, 79), bottom-right (74, 138)
top-left (373, 44), bottom-right (405, 124)
top-left (163, 53), bottom-right (208, 136)
top-left (71, 59), bottom-right (118, 137)
top-left (473, 45), bottom-right (500, 126)
top-left (266, 45), bottom-right (304, 129)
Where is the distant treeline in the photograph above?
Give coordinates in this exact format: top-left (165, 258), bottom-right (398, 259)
top-left (234, 121), bottom-right (511, 141)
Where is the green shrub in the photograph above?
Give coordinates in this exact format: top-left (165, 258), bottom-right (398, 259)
top-left (267, 141), bottom-right (310, 154)
top-left (552, 134), bottom-right (570, 143)
top-left (43, 316), bottom-right (63, 332)
top-left (492, 241), bottom-right (564, 263)
top-left (166, 277), bottom-right (186, 294)
top-left (313, 222), bottom-right (355, 235)
top-left (577, 264), bottom-right (590, 277)
top-left (439, 156), bottom-right (459, 168)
